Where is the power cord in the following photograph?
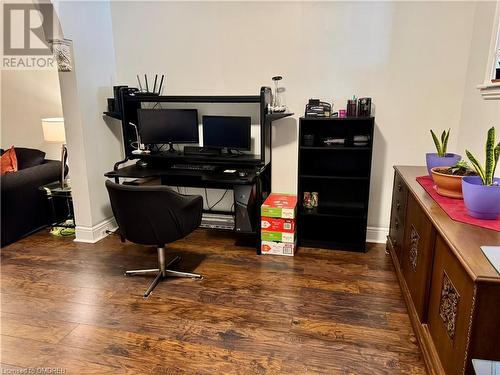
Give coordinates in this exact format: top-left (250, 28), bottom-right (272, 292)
top-left (204, 188), bottom-right (229, 211)
top-left (204, 188), bottom-right (210, 209)
top-left (209, 189), bottom-right (229, 210)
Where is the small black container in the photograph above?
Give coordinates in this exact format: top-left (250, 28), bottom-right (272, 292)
top-left (358, 98), bottom-right (372, 117)
top-left (347, 100), bottom-right (357, 117)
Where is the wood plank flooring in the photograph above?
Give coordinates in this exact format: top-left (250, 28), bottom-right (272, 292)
top-left (0, 229), bottom-right (426, 374)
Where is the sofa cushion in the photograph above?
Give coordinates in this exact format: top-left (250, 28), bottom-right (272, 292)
top-left (14, 148), bottom-right (46, 170)
top-left (1, 146), bottom-right (18, 175)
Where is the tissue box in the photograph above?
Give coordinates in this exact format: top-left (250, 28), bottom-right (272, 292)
top-left (261, 193), bottom-right (297, 219)
top-left (261, 230), bottom-right (296, 243)
top-left (261, 240), bottom-right (297, 256)
top-left (261, 217), bottom-right (295, 233)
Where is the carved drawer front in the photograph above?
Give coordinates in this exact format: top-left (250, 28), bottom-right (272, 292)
top-left (428, 235), bottom-right (475, 375)
top-left (388, 172), bottom-right (408, 262)
top-left (401, 194), bottom-right (435, 322)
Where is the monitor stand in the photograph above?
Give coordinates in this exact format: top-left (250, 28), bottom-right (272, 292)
top-left (167, 142), bottom-right (178, 153)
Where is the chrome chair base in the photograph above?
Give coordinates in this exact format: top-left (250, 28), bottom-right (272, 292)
top-left (125, 248), bottom-right (202, 297)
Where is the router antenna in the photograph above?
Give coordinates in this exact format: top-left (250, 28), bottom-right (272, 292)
top-left (158, 75), bottom-right (164, 94)
top-left (153, 74), bottom-right (158, 94)
top-left (136, 75), bottom-right (143, 91)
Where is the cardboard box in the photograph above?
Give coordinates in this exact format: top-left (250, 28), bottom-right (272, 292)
top-left (261, 217), bottom-right (296, 233)
top-left (261, 240), bottom-right (297, 256)
top-left (261, 193), bottom-right (297, 219)
top-left (261, 230), bottom-right (296, 243)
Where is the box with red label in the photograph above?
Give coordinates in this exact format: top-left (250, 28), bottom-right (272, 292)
top-left (261, 217), bottom-right (295, 233)
top-left (261, 240), bottom-right (297, 256)
top-left (261, 193), bottom-right (297, 219)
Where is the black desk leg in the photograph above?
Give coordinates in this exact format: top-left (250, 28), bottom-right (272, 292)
top-left (255, 176), bottom-right (262, 255)
top-left (256, 167), bottom-right (272, 254)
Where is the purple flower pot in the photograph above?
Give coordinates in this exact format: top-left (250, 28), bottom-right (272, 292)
top-left (426, 153), bottom-right (461, 177)
top-left (462, 176), bottom-right (500, 220)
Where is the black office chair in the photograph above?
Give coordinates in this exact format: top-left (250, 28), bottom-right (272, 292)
top-left (105, 180), bottom-right (203, 297)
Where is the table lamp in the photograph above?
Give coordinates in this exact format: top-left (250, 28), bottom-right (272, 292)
top-left (42, 118), bottom-right (67, 188)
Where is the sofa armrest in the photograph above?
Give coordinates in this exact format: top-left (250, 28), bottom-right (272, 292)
top-left (1, 160), bottom-right (62, 193)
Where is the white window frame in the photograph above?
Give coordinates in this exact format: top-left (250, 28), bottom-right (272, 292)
top-left (478, 1), bottom-right (500, 100)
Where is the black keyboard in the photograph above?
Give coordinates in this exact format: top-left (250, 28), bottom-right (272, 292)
top-left (171, 164), bottom-right (216, 171)
top-left (183, 146), bottom-right (220, 156)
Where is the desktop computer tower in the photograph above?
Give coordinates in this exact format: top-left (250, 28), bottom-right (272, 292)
top-left (234, 185), bottom-right (256, 233)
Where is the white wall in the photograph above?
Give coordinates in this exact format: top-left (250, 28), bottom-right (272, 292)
top-left (458, 1), bottom-right (500, 176)
top-left (110, 1), bottom-right (477, 232)
top-left (1, 69), bottom-right (63, 160)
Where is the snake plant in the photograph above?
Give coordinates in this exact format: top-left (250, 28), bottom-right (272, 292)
top-left (466, 127), bottom-right (500, 186)
top-left (449, 160), bottom-right (474, 176)
top-left (430, 129), bottom-right (451, 157)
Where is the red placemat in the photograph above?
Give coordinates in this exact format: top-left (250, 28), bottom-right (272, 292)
top-left (416, 175), bottom-right (500, 232)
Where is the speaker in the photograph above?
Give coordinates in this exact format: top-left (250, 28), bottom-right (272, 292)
top-left (234, 185), bottom-right (256, 233)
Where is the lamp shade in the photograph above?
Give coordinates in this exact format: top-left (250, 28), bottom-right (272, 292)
top-left (42, 118), bottom-right (66, 143)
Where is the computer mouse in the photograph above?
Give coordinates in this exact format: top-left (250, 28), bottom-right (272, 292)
top-left (238, 171), bottom-right (248, 178)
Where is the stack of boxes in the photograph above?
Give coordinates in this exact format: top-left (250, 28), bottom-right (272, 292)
top-left (260, 193), bottom-right (297, 256)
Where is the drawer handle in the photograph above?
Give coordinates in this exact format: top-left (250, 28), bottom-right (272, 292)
top-left (397, 183), bottom-right (402, 192)
top-left (409, 225), bottom-right (419, 271)
top-left (396, 201), bottom-right (401, 211)
top-left (439, 272), bottom-right (459, 340)
top-left (395, 219), bottom-right (399, 229)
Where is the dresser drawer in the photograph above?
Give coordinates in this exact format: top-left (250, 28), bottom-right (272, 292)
top-left (427, 234), bottom-right (475, 375)
top-left (401, 193), bottom-right (435, 322)
top-left (388, 171), bottom-right (408, 261)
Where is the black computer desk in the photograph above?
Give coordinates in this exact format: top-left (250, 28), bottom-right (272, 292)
top-left (105, 152), bottom-right (271, 254)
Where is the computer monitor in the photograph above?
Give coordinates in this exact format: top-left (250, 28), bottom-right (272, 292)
top-left (202, 115), bottom-right (251, 151)
top-left (137, 109), bottom-right (199, 145)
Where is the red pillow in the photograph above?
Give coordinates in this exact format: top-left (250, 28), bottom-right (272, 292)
top-left (1, 146), bottom-right (18, 175)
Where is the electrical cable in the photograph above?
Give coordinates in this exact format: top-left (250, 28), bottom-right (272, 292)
top-left (204, 188), bottom-right (210, 210)
top-left (209, 189), bottom-right (229, 210)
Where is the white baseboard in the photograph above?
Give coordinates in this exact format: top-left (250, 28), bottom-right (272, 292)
top-left (366, 226), bottom-right (389, 244)
top-left (75, 217), bottom-right (117, 243)
top-left (73, 219), bottom-right (387, 245)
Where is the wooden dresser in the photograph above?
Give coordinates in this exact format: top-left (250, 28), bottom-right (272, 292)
top-left (387, 166), bottom-right (500, 375)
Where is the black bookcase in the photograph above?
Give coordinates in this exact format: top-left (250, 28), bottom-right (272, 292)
top-left (297, 116), bottom-right (374, 252)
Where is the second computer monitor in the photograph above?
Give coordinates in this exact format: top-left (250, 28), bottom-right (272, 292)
top-left (202, 115), bottom-right (251, 151)
top-left (137, 109), bottom-right (199, 144)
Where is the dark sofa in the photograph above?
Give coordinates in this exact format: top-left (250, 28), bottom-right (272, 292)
top-left (1, 148), bottom-right (63, 247)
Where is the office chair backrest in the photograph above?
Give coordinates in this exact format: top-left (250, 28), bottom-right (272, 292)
top-left (105, 180), bottom-right (203, 246)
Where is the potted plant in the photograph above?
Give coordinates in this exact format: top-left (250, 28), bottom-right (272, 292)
top-left (462, 127), bottom-right (500, 220)
top-left (431, 160), bottom-right (477, 198)
top-left (426, 129), bottom-right (461, 177)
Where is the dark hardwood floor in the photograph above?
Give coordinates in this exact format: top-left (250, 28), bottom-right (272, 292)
top-left (1, 229), bottom-right (426, 374)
